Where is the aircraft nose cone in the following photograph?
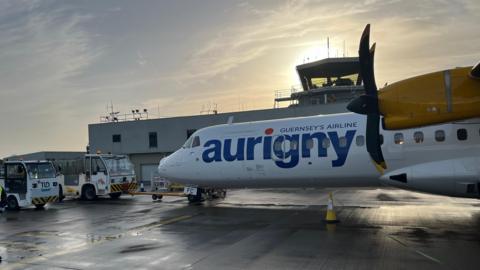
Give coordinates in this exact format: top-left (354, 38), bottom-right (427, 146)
top-left (158, 157), bottom-right (169, 175)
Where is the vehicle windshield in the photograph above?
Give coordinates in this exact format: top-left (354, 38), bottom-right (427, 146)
top-left (103, 156), bottom-right (135, 176)
top-left (26, 163), bottom-right (56, 179)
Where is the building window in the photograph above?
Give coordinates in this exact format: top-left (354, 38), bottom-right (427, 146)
top-left (413, 131), bottom-right (424, 143)
top-left (112, 134), bottom-right (121, 143)
top-left (435, 130), bottom-right (445, 142)
top-left (186, 129), bottom-right (197, 139)
top-left (356, 135), bottom-right (365, 146)
top-left (149, 132), bottom-right (157, 148)
top-left (457, 129), bottom-right (467, 141)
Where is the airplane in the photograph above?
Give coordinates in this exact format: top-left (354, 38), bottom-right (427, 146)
top-left (158, 25), bottom-right (480, 203)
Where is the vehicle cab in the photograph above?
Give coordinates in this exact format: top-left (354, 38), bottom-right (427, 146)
top-left (0, 160), bottom-right (59, 209)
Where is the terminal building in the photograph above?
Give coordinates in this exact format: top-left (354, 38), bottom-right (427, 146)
top-left (6, 57), bottom-right (365, 184)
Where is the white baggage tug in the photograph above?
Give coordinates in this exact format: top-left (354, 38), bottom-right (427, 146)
top-left (0, 160), bottom-right (59, 209)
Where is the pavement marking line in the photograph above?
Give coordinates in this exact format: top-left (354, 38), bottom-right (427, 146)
top-left (387, 235), bottom-right (443, 265)
top-left (158, 215), bottom-right (193, 226)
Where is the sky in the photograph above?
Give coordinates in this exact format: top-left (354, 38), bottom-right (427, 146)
top-left (0, 0), bottom-right (479, 158)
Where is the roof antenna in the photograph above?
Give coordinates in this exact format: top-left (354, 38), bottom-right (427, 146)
top-left (327, 37), bottom-right (330, 58)
top-left (227, 116), bottom-right (234, 124)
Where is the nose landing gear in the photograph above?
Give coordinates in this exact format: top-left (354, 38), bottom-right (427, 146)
top-left (187, 188), bottom-right (227, 203)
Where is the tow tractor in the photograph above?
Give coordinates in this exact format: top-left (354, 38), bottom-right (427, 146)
top-left (54, 154), bottom-right (137, 200)
top-left (0, 160), bottom-right (59, 210)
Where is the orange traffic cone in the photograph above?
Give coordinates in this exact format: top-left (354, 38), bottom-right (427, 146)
top-left (325, 192), bottom-right (339, 223)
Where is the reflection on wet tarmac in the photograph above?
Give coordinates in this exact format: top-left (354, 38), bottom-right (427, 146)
top-left (1, 188), bottom-right (480, 269)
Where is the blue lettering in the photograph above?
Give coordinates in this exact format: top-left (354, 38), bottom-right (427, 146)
top-left (202, 140), bottom-right (222, 163)
top-left (274, 134), bottom-right (300, 169)
top-left (201, 129), bottom-right (357, 168)
top-left (246, 137), bottom-right (262, 160)
top-left (328, 130), bottom-right (356, 167)
top-left (263, 136), bottom-right (272, 160)
top-left (301, 132), bottom-right (327, 158)
top-left (224, 138), bottom-right (245, 161)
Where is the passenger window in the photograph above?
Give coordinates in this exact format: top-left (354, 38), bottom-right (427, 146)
top-left (192, 136), bottom-right (201, 148)
top-left (322, 138), bottom-right (330, 148)
top-left (457, 129), bottom-right (467, 141)
top-left (356, 135), bottom-right (365, 146)
top-left (394, 133), bottom-right (404, 144)
top-left (273, 139), bottom-right (283, 152)
top-left (290, 139), bottom-right (299, 150)
top-left (413, 131), bottom-right (424, 143)
top-left (435, 130), bottom-right (445, 142)
top-left (339, 137), bottom-right (347, 147)
top-left (305, 138), bottom-right (314, 149)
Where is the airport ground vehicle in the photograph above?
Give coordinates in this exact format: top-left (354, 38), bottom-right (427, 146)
top-left (54, 154), bottom-right (137, 200)
top-left (0, 160), bottom-right (59, 209)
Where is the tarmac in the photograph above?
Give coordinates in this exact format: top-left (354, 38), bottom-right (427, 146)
top-left (1, 187), bottom-right (480, 270)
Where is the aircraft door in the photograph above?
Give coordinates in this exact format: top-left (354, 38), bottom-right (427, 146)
top-left (5, 163), bottom-right (27, 199)
top-left (91, 157), bottom-right (108, 192)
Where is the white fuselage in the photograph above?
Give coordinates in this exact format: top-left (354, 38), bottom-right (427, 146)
top-left (158, 113), bottom-right (480, 198)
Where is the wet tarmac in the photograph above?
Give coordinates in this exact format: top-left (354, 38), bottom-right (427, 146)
top-left (1, 188), bottom-right (480, 270)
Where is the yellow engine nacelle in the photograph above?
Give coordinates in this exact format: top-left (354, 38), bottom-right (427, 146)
top-left (379, 66), bottom-right (480, 130)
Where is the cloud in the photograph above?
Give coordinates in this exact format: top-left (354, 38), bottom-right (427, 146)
top-left (0, 1), bottom-right (103, 156)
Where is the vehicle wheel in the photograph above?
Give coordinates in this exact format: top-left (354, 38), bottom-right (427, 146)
top-left (82, 185), bottom-right (97, 201)
top-left (152, 194), bottom-right (157, 200)
top-left (109, 192), bottom-right (122, 199)
top-left (7, 196), bottom-right (19, 210)
top-left (35, 204), bottom-right (45, 209)
top-left (58, 185), bottom-right (64, 202)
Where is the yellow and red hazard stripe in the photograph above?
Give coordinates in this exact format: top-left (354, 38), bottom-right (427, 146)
top-left (32, 196), bottom-right (58, 205)
top-left (110, 182), bottom-right (138, 193)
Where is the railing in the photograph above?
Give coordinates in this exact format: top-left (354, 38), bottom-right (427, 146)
top-left (100, 111), bottom-right (149, 123)
top-left (274, 85), bottom-right (302, 100)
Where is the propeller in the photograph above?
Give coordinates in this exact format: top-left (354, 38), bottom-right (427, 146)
top-left (471, 61), bottom-right (480, 79)
top-left (347, 24), bottom-right (387, 172)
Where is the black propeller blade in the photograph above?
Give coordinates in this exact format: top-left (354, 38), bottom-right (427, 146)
top-left (471, 61), bottom-right (480, 79)
top-left (347, 24), bottom-right (386, 171)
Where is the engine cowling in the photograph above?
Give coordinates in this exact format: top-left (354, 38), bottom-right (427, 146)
top-left (380, 158), bottom-right (480, 198)
top-left (379, 67), bottom-right (480, 130)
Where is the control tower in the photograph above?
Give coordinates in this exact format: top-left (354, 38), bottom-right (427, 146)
top-left (274, 57), bottom-right (365, 107)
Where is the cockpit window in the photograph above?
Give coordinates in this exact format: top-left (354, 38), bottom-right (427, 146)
top-left (192, 136), bottom-right (201, 148)
top-left (183, 136), bottom-right (194, 148)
